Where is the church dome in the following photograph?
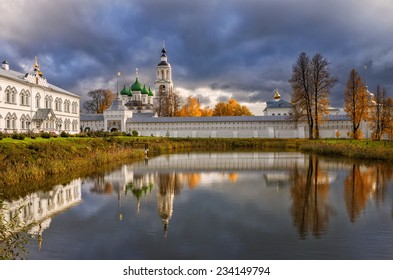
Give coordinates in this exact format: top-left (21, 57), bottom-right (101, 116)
top-left (120, 84), bottom-right (130, 95)
top-left (141, 84), bottom-right (149, 95)
top-left (131, 77), bottom-right (143, 92)
top-left (148, 86), bottom-right (154, 96)
top-left (157, 47), bottom-right (170, 66)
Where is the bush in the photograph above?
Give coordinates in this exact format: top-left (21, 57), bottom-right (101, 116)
top-left (40, 131), bottom-right (51, 139)
top-left (11, 133), bottom-right (26, 140)
top-left (132, 130), bottom-right (139, 137)
top-left (60, 131), bottom-right (70, 138)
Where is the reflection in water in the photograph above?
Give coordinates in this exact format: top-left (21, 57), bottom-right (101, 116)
top-left (3, 152), bottom-right (393, 259)
top-left (344, 163), bottom-right (392, 222)
top-left (0, 180), bottom-right (81, 258)
top-left (290, 155), bottom-right (332, 239)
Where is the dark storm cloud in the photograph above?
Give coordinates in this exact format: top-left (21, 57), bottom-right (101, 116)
top-left (1, 0), bottom-right (393, 108)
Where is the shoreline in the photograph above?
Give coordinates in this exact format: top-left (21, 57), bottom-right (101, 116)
top-left (1, 136), bottom-right (393, 200)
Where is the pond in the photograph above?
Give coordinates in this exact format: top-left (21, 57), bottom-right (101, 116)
top-left (2, 151), bottom-right (393, 259)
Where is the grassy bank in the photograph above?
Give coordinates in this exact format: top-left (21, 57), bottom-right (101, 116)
top-left (299, 139), bottom-right (393, 162)
top-left (0, 137), bottom-right (147, 199)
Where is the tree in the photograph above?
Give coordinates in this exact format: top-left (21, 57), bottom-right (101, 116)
top-left (82, 89), bottom-right (115, 113)
top-left (176, 96), bottom-right (202, 117)
top-left (200, 105), bottom-right (213, 117)
top-left (310, 54), bottom-right (338, 139)
top-left (368, 85), bottom-right (391, 141)
top-left (344, 69), bottom-right (370, 139)
top-left (176, 96), bottom-right (214, 117)
top-left (289, 53), bottom-right (313, 138)
top-left (156, 88), bottom-right (183, 117)
top-left (212, 99), bottom-right (253, 116)
top-left (289, 52), bottom-right (337, 139)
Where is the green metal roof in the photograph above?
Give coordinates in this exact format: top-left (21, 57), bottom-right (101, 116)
top-left (141, 84), bottom-right (149, 95)
top-left (131, 77), bottom-right (142, 92)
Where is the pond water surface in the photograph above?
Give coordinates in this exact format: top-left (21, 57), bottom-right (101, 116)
top-left (3, 152), bottom-right (393, 259)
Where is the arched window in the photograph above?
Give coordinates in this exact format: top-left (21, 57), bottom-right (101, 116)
top-left (64, 119), bottom-right (71, 131)
top-left (5, 113), bottom-right (17, 130)
top-left (11, 87), bottom-right (17, 103)
top-left (5, 86), bottom-right (13, 103)
top-left (20, 90), bottom-right (25, 105)
top-left (161, 70), bottom-right (164, 80)
top-left (56, 118), bottom-right (63, 131)
top-left (72, 101), bottom-right (78, 114)
top-left (45, 95), bottom-right (53, 109)
top-left (166, 70), bottom-right (169, 80)
top-left (72, 119), bottom-right (78, 131)
top-left (64, 100), bottom-right (70, 112)
top-left (24, 90), bottom-right (30, 106)
top-left (55, 98), bottom-right (63, 111)
top-left (35, 93), bottom-right (41, 108)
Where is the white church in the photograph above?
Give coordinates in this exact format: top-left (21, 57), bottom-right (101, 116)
top-left (80, 47), bottom-right (369, 139)
top-left (0, 58), bottom-right (80, 134)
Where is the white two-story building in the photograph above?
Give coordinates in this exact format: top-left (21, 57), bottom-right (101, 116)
top-left (0, 59), bottom-right (80, 134)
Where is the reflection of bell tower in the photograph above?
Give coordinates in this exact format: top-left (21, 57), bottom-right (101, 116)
top-left (156, 174), bottom-right (175, 237)
top-left (155, 46), bottom-right (173, 98)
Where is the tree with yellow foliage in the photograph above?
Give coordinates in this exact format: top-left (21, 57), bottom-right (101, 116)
top-left (176, 96), bottom-right (213, 117)
top-left (212, 99), bottom-right (253, 116)
top-left (344, 69), bottom-right (369, 139)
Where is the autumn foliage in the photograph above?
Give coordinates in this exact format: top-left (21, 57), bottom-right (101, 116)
top-left (344, 69), bottom-right (369, 139)
top-left (212, 99), bottom-right (253, 116)
top-left (176, 96), bottom-right (213, 117)
top-left (176, 96), bottom-right (252, 117)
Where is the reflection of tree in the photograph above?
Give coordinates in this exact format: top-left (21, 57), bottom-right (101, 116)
top-left (344, 163), bottom-right (392, 222)
top-left (290, 155), bottom-right (331, 239)
top-left (186, 173), bottom-right (201, 189)
top-left (90, 175), bottom-right (113, 194)
top-left (157, 173), bottom-right (181, 237)
top-left (228, 173), bottom-right (238, 183)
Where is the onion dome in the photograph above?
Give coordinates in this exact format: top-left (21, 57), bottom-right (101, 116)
top-left (158, 47), bottom-right (169, 66)
top-left (131, 77), bottom-right (143, 92)
top-left (120, 84), bottom-right (130, 95)
top-left (127, 88), bottom-right (133, 97)
top-left (274, 89), bottom-right (281, 100)
top-left (148, 86), bottom-right (154, 96)
top-left (141, 84), bottom-right (149, 95)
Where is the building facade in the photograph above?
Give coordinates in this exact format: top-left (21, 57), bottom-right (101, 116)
top-left (80, 48), bottom-right (370, 139)
top-left (0, 59), bottom-right (80, 134)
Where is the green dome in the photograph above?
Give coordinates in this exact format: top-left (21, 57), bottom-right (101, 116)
top-left (120, 84), bottom-right (130, 95)
top-left (148, 86), bottom-right (154, 96)
top-left (141, 84), bottom-right (149, 95)
top-left (131, 77), bottom-right (143, 92)
top-left (127, 87), bottom-right (133, 96)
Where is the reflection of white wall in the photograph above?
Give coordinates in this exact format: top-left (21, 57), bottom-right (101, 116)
top-left (1, 179), bottom-right (82, 234)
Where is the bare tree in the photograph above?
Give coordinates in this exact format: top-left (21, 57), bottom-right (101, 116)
top-left (368, 86), bottom-right (392, 140)
top-left (344, 69), bottom-right (369, 139)
top-left (82, 89), bottom-right (115, 113)
top-left (289, 52), bottom-right (337, 139)
top-left (155, 87), bottom-right (183, 117)
top-left (310, 54), bottom-right (338, 139)
top-left (289, 53), bottom-right (313, 139)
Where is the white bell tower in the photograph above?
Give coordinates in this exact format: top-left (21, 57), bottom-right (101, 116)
top-left (155, 45), bottom-right (173, 97)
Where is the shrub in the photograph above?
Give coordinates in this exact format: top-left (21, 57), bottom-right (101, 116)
top-left (40, 131), bottom-right (51, 139)
top-left (132, 130), bottom-right (139, 137)
top-left (11, 133), bottom-right (26, 140)
top-left (60, 131), bottom-right (70, 138)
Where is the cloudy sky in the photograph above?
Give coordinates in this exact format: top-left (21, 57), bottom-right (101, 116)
top-left (1, 0), bottom-right (393, 115)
